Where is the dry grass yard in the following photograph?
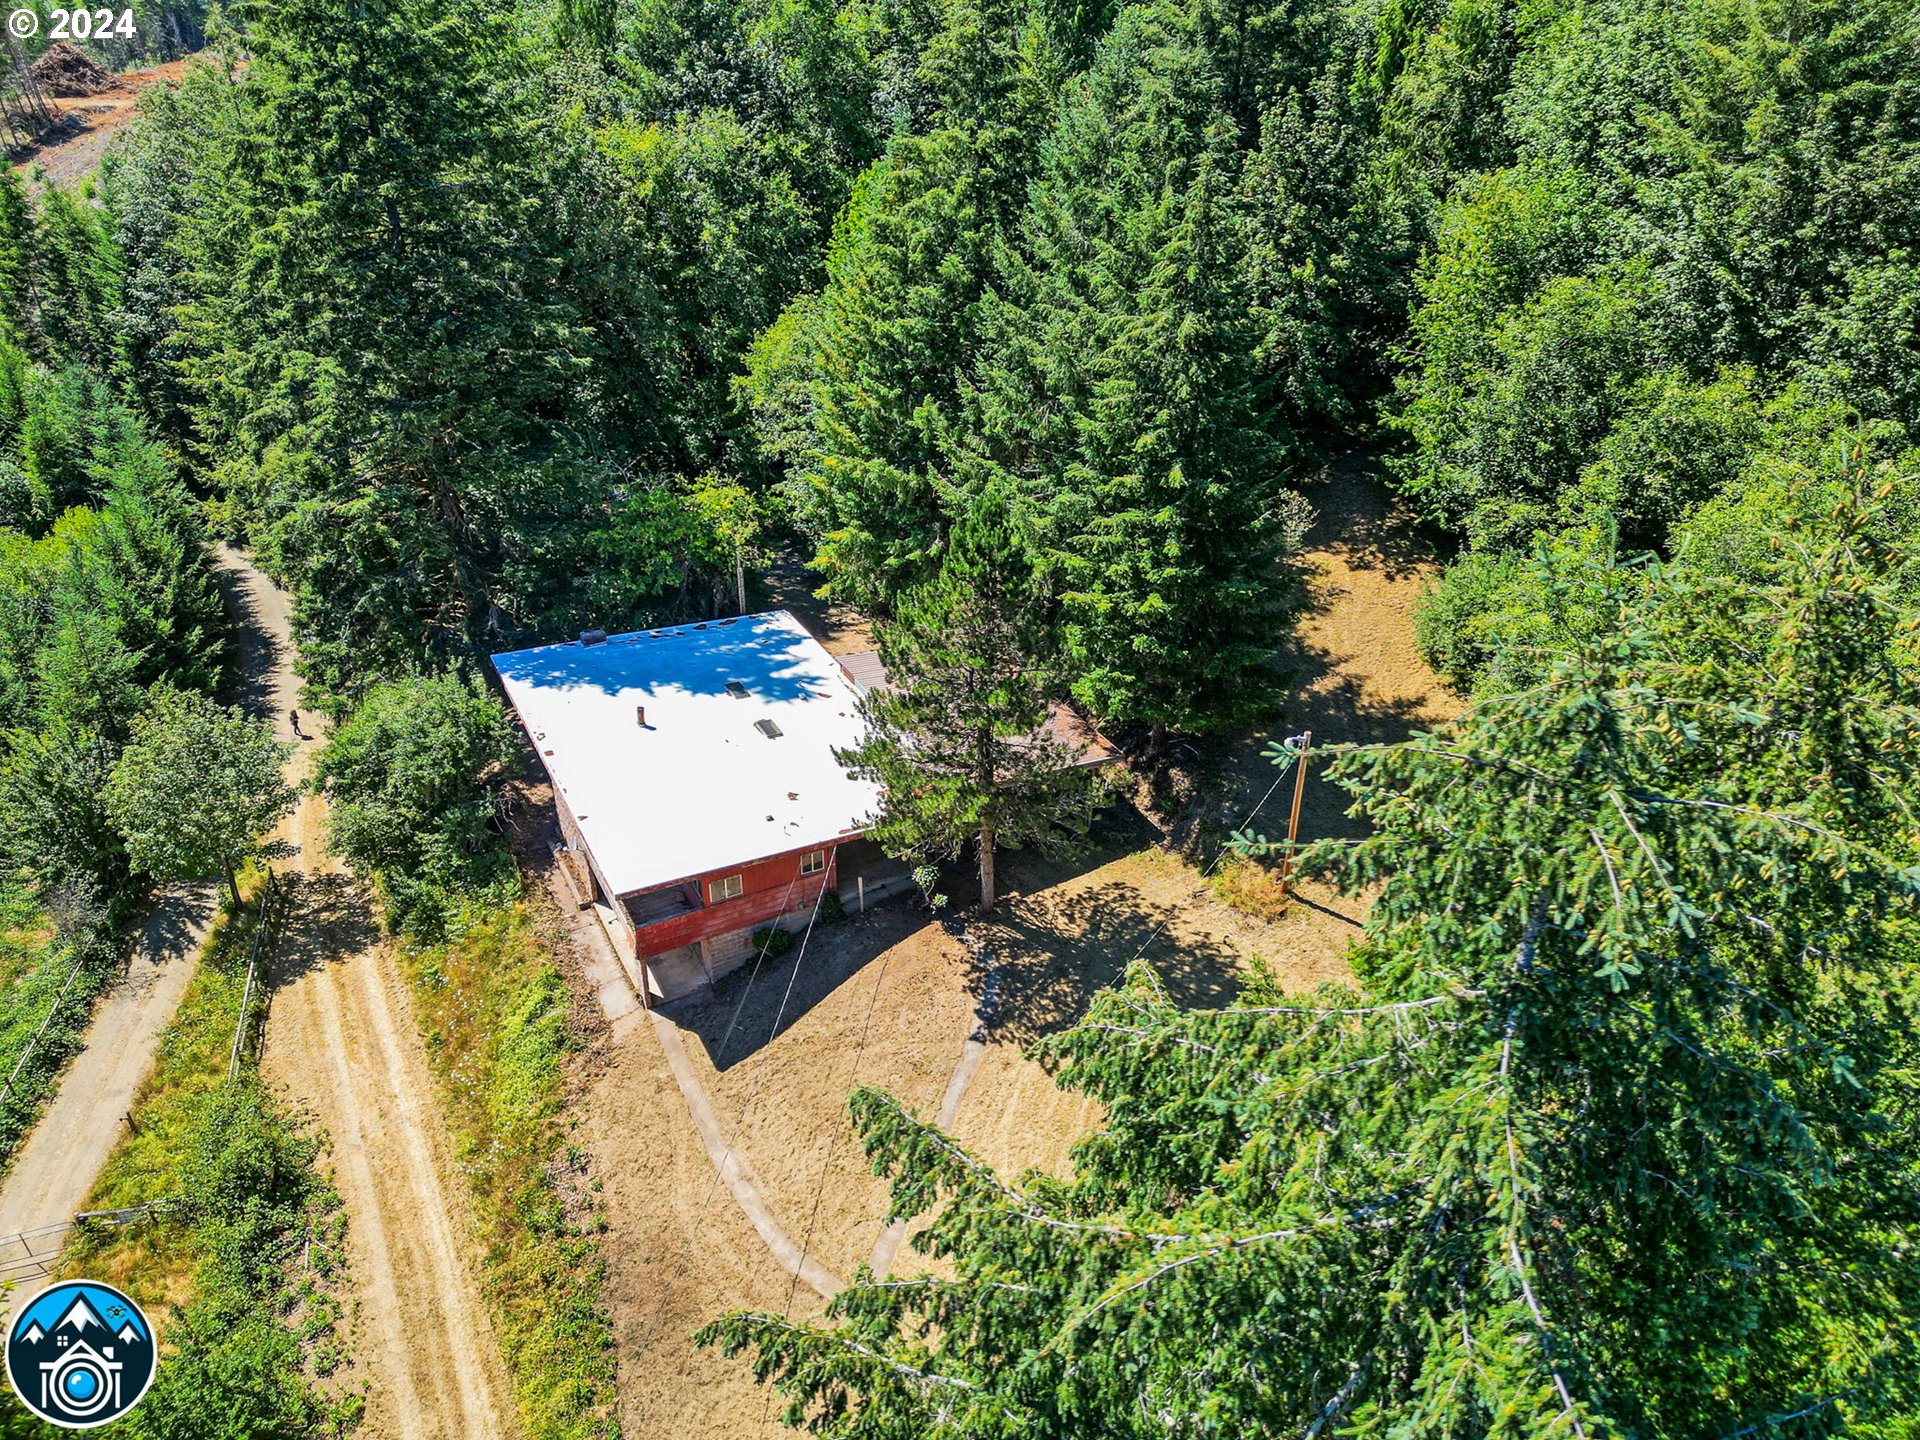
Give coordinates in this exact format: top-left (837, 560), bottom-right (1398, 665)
top-left (556, 457), bottom-right (1460, 1438)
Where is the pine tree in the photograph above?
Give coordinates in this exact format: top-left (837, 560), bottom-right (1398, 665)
top-left (976, 3), bottom-right (1299, 739)
top-left (702, 469), bottom-right (1920, 1436)
top-left (835, 486), bottom-right (1096, 911)
top-left (182, 0), bottom-right (591, 698)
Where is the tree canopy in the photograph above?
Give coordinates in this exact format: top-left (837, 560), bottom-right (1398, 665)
top-left (702, 470), bottom-right (1920, 1437)
top-left (7, 0), bottom-right (1920, 1430)
top-left (104, 687), bottom-right (294, 908)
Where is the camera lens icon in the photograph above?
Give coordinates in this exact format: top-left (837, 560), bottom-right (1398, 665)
top-left (8, 1281), bottom-right (156, 1426)
top-left (44, 1346), bottom-right (122, 1419)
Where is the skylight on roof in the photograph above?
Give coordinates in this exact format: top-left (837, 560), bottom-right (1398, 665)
top-left (726, 681), bottom-right (751, 699)
top-left (755, 718), bottom-right (783, 738)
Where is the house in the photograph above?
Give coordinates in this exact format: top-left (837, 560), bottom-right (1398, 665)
top-left (493, 611), bottom-right (901, 1003)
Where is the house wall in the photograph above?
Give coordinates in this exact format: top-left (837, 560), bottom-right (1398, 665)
top-left (554, 786), bottom-right (632, 936)
top-left (628, 845), bottom-right (840, 958)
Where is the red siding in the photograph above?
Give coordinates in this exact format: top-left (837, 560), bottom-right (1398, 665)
top-left (628, 846), bottom-right (839, 957)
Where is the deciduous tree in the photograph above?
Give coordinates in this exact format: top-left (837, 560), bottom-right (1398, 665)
top-left (105, 688), bottom-right (294, 909)
top-left (311, 670), bottom-right (513, 933)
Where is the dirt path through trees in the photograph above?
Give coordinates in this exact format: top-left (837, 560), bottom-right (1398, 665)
top-left (217, 550), bottom-right (516, 1440)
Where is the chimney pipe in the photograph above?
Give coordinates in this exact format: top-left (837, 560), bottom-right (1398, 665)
top-left (636, 705), bottom-right (647, 727)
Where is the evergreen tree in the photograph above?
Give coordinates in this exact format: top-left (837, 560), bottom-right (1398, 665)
top-left (977, 3), bottom-right (1299, 737)
top-left (0, 729), bottom-right (130, 906)
top-left (741, 0), bottom-right (1055, 611)
top-left (0, 171), bottom-right (37, 347)
top-left (183, 0), bottom-right (592, 699)
top-left (704, 473), bottom-right (1920, 1436)
top-left (32, 186), bottom-right (121, 376)
top-left (835, 486), bottom-right (1096, 911)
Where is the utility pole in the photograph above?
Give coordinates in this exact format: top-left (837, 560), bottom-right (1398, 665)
top-left (1277, 731), bottom-right (1311, 901)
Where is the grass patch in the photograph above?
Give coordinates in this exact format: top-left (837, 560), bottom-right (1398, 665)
top-left (41, 866), bottom-right (359, 1439)
top-left (67, 869), bottom-right (267, 1307)
top-left (1209, 855), bottom-right (1294, 921)
top-left (0, 875), bottom-right (121, 1170)
top-left (398, 895), bottom-right (620, 1440)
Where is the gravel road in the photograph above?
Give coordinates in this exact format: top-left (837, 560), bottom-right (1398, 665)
top-left (0, 887), bottom-right (215, 1302)
top-left (221, 549), bottom-right (516, 1440)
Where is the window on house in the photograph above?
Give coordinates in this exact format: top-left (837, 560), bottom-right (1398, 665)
top-left (708, 874), bottom-right (744, 902)
top-left (799, 850), bottom-right (826, 876)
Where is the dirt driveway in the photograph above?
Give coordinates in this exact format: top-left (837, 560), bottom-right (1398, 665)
top-left (218, 550), bottom-right (516, 1440)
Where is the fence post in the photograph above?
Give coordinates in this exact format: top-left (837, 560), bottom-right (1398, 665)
top-left (227, 870), bottom-right (280, 1085)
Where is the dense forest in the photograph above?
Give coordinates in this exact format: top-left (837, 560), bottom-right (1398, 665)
top-left (0, 0), bottom-right (1915, 1432)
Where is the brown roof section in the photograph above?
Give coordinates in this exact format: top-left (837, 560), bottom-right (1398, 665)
top-left (837, 649), bottom-right (890, 693)
top-left (835, 651), bottom-right (1121, 769)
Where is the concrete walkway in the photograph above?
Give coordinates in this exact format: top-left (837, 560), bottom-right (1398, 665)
top-left (551, 877), bottom-right (842, 1298)
top-left (868, 962), bottom-right (996, 1277)
top-left (648, 1013), bottom-right (844, 1301)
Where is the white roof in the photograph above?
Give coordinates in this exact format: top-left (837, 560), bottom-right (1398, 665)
top-left (492, 611), bottom-right (881, 897)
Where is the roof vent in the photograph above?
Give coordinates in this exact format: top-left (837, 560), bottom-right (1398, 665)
top-left (755, 719), bottom-right (783, 739)
top-left (725, 681), bottom-right (750, 699)
top-left (636, 706), bottom-right (648, 727)
top-left (580, 628), bottom-right (607, 646)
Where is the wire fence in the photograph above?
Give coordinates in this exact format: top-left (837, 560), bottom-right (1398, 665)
top-left (0, 1203), bottom-right (171, 1290)
top-left (227, 869), bottom-right (284, 1085)
top-left (0, 950), bottom-right (92, 1118)
top-left (0, 874), bottom-right (284, 1294)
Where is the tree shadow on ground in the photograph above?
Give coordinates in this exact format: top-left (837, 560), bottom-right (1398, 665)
top-left (659, 797), bottom-right (1251, 1072)
top-left (212, 556), bottom-right (288, 725)
top-left (664, 901), bottom-right (937, 1073)
top-left (1202, 453), bottom-right (1461, 846)
top-left (1222, 673), bottom-right (1440, 846)
top-left (938, 805), bottom-right (1167, 912)
top-left (966, 877), bottom-right (1242, 1054)
top-left (132, 885), bottom-right (217, 968)
top-left (1297, 446), bottom-right (1455, 582)
top-left (265, 873), bottom-right (383, 991)
top-left (759, 556), bottom-right (874, 656)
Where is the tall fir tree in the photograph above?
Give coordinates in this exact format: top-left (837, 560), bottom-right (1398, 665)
top-left (741, 0), bottom-right (1058, 611)
top-left (180, 0), bottom-right (592, 699)
top-left (976, 2), bottom-right (1299, 738)
top-left (835, 485), bottom-right (1096, 911)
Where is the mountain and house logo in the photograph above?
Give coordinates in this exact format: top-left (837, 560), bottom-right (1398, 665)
top-left (5, 1280), bottom-right (156, 1427)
